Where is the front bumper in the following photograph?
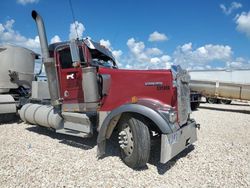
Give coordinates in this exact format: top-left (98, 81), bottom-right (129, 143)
top-left (160, 120), bottom-right (198, 163)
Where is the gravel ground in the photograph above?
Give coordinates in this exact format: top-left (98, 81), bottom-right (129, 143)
top-left (0, 102), bottom-right (250, 187)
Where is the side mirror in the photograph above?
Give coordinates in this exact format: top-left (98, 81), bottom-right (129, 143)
top-left (70, 39), bottom-right (80, 67)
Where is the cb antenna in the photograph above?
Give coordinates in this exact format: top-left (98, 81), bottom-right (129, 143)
top-left (69, 0), bottom-right (79, 39)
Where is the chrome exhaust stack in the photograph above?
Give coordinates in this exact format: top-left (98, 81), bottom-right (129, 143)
top-left (31, 10), bottom-right (49, 59)
top-left (31, 10), bottom-right (60, 107)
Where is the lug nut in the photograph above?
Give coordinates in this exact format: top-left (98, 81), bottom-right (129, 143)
top-left (119, 131), bottom-right (126, 136)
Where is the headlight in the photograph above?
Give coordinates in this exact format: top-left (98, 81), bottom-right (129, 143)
top-left (158, 108), bottom-right (177, 123)
top-left (168, 111), bottom-right (177, 123)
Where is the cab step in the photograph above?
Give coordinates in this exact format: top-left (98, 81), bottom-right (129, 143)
top-left (56, 127), bottom-right (90, 138)
top-left (56, 112), bottom-right (93, 138)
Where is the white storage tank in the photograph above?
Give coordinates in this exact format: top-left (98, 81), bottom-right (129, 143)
top-left (0, 44), bottom-right (37, 93)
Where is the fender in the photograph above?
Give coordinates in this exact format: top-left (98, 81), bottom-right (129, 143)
top-left (97, 103), bottom-right (174, 157)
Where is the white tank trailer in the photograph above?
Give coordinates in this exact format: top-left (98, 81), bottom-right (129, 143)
top-left (189, 69), bottom-right (250, 104)
top-left (0, 44), bottom-right (37, 121)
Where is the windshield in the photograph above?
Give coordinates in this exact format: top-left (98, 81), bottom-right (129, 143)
top-left (55, 42), bottom-right (118, 69)
top-left (91, 58), bottom-right (116, 68)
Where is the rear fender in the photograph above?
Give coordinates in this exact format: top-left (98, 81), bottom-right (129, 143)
top-left (97, 102), bottom-right (173, 157)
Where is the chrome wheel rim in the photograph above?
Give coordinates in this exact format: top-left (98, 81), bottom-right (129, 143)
top-left (118, 123), bottom-right (134, 156)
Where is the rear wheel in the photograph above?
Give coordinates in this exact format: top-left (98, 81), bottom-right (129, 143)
top-left (207, 97), bottom-right (218, 104)
top-left (191, 102), bottom-right (200, 111)
top-left (118, 114), bottom-right (150, 169)
top-left (219, 99), bottom-right (232, 104)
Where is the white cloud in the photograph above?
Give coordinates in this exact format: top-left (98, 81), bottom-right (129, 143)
top-left (226, 57), bottom-right (250, 68)
top-left (17, 0), bottom-right (39, 5)
top-left (220, 2), bottom-right (242, 15)
top-left (127, 38), bottom-right (145, 55)
top-left (50, 35), bottom-right (61, 44)
top-left (112, 50), bottom-right (123, 60)
top-left (173, 43), bottom-right (233, 69)
top-left (173, 43), bottom-right (250, 70)
top-left (181, 42), bottom-right (192, 51)
top-left (0, 19), bottom-right (64, 54)
top-left (146, 47), bottom-right (163, 55)
top-left (69, 21), bottom-right (85, 40)
top-left (24, 36), bottom-right (40, 49)
top-left (235, 11), bottom-right (250, 38)
top-left (99, 39), bottom-right (123, 64)
top-left (100, 39), bottom-right (111, 49)
top-left (150, 57), bottom-right (161, 64)
top-left (0, 19), bottom-right (40, 52)
top-left (2, 17), bottom-right (246, 71)
top-left (228, 61), bottom-right (243, 68)
top-left (161, 55), bottom-right (171, 62)
top-left (148, 31), bottom-right (168, 42)
top-left (124, 39), bottom-right (249, 70)
top-left (124, 38), bottom-right (172, 69)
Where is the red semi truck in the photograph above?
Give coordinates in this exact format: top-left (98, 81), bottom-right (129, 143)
top-left (20, 10), bottom-right (198, 169)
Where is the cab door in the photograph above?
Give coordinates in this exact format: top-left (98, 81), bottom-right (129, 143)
top-left (56, 46), bottom-right (84, 104)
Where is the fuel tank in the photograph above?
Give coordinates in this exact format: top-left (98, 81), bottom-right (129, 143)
top-left (82, 67), bottom-right (100, 103)
top-left (20, 103), bottom-right (63, 129)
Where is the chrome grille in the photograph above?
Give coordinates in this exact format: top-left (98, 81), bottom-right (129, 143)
top-left (175, 67), bottom-right (191, 126)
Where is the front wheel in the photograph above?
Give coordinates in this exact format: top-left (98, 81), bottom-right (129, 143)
top-left (118, 114), bottom-right (151, 169)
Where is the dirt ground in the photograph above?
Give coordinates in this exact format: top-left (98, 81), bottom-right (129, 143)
top-left (0, 101), bottom-right (249, 187)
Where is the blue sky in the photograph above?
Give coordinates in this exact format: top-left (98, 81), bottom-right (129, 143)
top-left (0, 0), bottom-right (250, 70)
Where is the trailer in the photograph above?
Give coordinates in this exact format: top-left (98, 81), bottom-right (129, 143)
top-left (0, 44), bottom-right (38, 122)
top-left (189, 69), bottom-right (250, 104)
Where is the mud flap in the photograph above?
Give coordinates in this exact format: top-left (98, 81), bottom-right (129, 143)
top-left (160, 121), bottom-right (197, 163)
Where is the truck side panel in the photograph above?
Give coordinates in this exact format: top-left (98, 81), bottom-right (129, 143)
top-left (98, 68), bottom-right (177, 111)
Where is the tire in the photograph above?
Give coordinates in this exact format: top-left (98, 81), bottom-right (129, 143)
top-left (0, 114), bottom-right (18, 124)
top-left (207, 97), bottom-right (217, 104)
top-left (191, 102), bottom-right (200, 111)
top-left (219, 99), bottom-right (232, 105)
top-left (118, 114), bottom-right (150, 169)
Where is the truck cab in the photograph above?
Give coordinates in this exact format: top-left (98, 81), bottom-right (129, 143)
top-left (48, 39), bottom-right (117, 110)
top-left (20, 10), bottom-right (198, 169)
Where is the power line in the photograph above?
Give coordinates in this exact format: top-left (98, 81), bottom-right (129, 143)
top-left (69, 0), bottom-right (79, 39)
